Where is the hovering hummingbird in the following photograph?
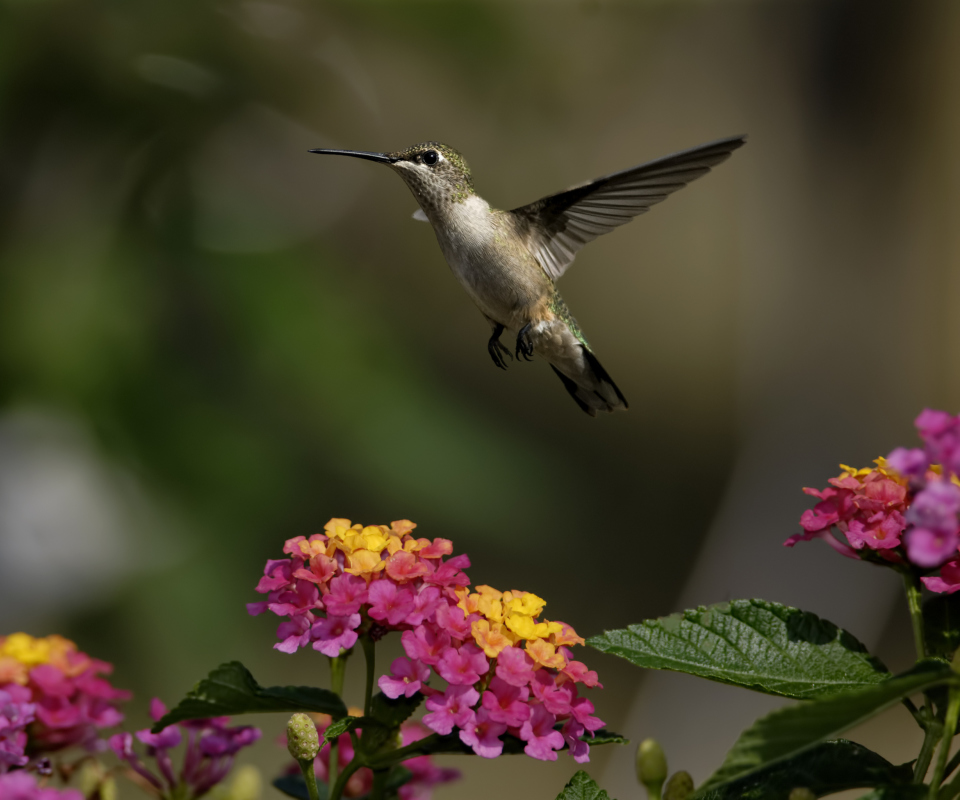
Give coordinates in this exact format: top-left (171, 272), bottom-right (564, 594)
top-left (309, 135), bottom-right (745, 416)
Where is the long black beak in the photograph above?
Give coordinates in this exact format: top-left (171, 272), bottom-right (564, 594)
top-left (308, 148), bottom-right (397, 164)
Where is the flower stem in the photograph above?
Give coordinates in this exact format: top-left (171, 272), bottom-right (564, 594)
top-left (929, 684), bottom-right (960, 799)
top-left (917, 720), bottom-right (944, 784)
top-left (903, 570), bottom-right (940, 783)
top-left (329, 759), bottom-right (363, 800)
top-left (361, 636), bottom-right (376, 718)
top-left (328, 655), bottom-right (346, 786)
top-left (369, 769), bottom-right (389, 800)
top-left (366, 734), bottom-right (442, 771)
top-left (942, 746), bottom-right (960, 783)
top-left (297, 758), bottom-right (321, 800)
top-left (904, 572), bottom-right (928, 660)
top-left (330, 655), bottom-right (346, 697)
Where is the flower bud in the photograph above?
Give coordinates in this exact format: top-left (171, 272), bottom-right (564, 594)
top-left (636, 739), bottom-right (668, 797)
top-left (663, 771), bottom-right (694, 800)
top-left (788, 789), bottom-right (815, 800)
top-left (286, 713), bottom-right (321, 763)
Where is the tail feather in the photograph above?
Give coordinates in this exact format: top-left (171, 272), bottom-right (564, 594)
top-left (550, 346), bottom-right (628, 416)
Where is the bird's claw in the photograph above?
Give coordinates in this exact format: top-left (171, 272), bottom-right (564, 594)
top-left (516, 324), bottom-right (535, 362)
top-left (487, 323), bottom-right (513, 370)
top-left (488, 338), bottom-right (513, 370)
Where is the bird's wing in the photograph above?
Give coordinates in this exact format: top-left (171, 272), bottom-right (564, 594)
top-left (509, 135), bottom-right (746, 281)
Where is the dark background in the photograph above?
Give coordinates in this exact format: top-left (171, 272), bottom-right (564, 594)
top-left (1, 1), bottom-right (958, 798)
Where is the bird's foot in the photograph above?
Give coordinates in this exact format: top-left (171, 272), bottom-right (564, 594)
top-left (515, 323), bottom-right (535, 361)
top-left (487, 325), bottom-right (513, 370)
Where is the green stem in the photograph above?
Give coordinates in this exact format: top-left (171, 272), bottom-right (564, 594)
top-left (361, 635), bottom-right (376, 718)
top-left (369, 769), bottom-right (389, 800)
top-left (904, 570), bottom-right (940, 782)
top-left (366, 734), bottom-right (442, 770)
top-left (329, 759), bottom-right (363, 800)
top-left (930, 685), bottom-right (960, 799)
top-left (942, 746), bottom-right (960, 782)
top-left (297, 758), bottom-right (321, 800)
top-left (330, 655), bottom-right (346, 696)
top-left (916, 713), bottom-right (943, 782)
top-left (328, 655), bottom-right (347, 787)
top-left (904, 572), bottom-right (928, 660)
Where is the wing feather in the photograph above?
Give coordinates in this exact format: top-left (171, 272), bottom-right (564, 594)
top-left (510, 135), bottom-right (746, 280)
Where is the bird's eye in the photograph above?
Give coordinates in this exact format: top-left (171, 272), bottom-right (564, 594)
top-left (422, 150), bottom-right (439, 166)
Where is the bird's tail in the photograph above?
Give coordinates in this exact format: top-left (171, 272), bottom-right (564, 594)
top-left (550, 347), bottom-right (628, 416)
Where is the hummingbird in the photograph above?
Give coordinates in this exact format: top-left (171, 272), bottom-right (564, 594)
top-left (309, 135), bottom-right (745, 416)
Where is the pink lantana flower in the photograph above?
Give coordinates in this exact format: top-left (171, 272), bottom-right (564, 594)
top-left (0, 634), bottom-right (129, 756)
top-left (788, 409), bottom-right (960, 590)
top-left (253, 518), bottom-right (605, 763)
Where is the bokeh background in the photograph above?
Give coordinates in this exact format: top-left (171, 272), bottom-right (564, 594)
top-left (2, 0), bottom-right (960, 797)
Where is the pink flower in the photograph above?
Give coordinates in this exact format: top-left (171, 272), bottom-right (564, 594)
top-left (458, 709), bottom-right (507, 758)
top-left (400, 627), bottom-right (450, 667)
top-left (422, 685), bottom-right (480, 736)
top-left (323, 575), bottom-right (368, 617)
top-left (0, 771), bottom-right (83, 800)
top-left (434, 604), bottom-right (473, 640)
top-left (494, 646), bottom-right (536, 687)
top-left (274, 616), bottom-right (313, 654)
top-left (112, 699), bottom-right (260, 799)
top-left (367, 582), bottom-right (416, 627)
top-left (480, 678), bottom-right (530, 727)
top-left (378, 658), bottom-right (430, 700)
top-left (0, 685), bottom-right (34, 772)
top-left (906, 479), bottom-right (960, 534)
top-left (311, 615), bottom-right (361, 657)
top-left (922, 559), bottom-right (960, 593)
top-left (519, 705), bottom-right (564, 761)
top-left (251, 519), bottom-right (605, 765)
top-left (906, 528), bottom-right (960, 569)
top-left (436, 643), bottom-right (488, 686)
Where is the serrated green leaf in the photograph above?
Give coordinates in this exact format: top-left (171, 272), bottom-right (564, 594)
top-left (589, 730), bottom-right (629, 746)
top-left (555, 771), bottom-right (615, 800)
top-left (695, 661), bottom-right (956, 797)
top-left (696, 739), bottom-right (912, 800)
top-left (368, 692), bottom-right (423, 729)
top-left (923, 592), bottom-right (960, 660)
top-left (588, 600), bottom-right (889, 700)
top-left (321, 715), bottom-right (365, 749)
top-left (153, 662), bottom-right (346, 731)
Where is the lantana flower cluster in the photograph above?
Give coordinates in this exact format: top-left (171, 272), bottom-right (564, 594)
top-left (110, 698), bottom-right (261, 800)
top-left (0, 634), bottom-right (130, 757)
top-left (786, 409), bottom-right (960, 591)
top-left (290, 711), bottom-right (460, 800)
top-left (249, 518), bottom-right (604, 762)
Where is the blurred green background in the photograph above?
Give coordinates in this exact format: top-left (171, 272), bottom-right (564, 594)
top-left (1, 1), bottom-right (959, 797)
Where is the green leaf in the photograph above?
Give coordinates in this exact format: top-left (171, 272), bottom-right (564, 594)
top-left (854, 788), bottom-right (928, 800)
top-left (555, 771), bottom-right (616, 800)
top-left (923, 592), bottom-right (960, 660)
top-left (321, 715), bottom-right (365, 749)
top-left (695, 661), bottom-right (956, 797)
top-left (382, 728), bottom-right (626, 759)
top-left (152, 662), bottom-right (347, 731)
top-left (588, 600), bottom-right (889, 700)
top-left (368, 692), bottom-right (423, 729)
top-left (696, 740), bottom-right (912, 800)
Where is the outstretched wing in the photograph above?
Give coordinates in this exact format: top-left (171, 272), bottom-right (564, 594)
top-left (510, 135), bottom-right (746, 280)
